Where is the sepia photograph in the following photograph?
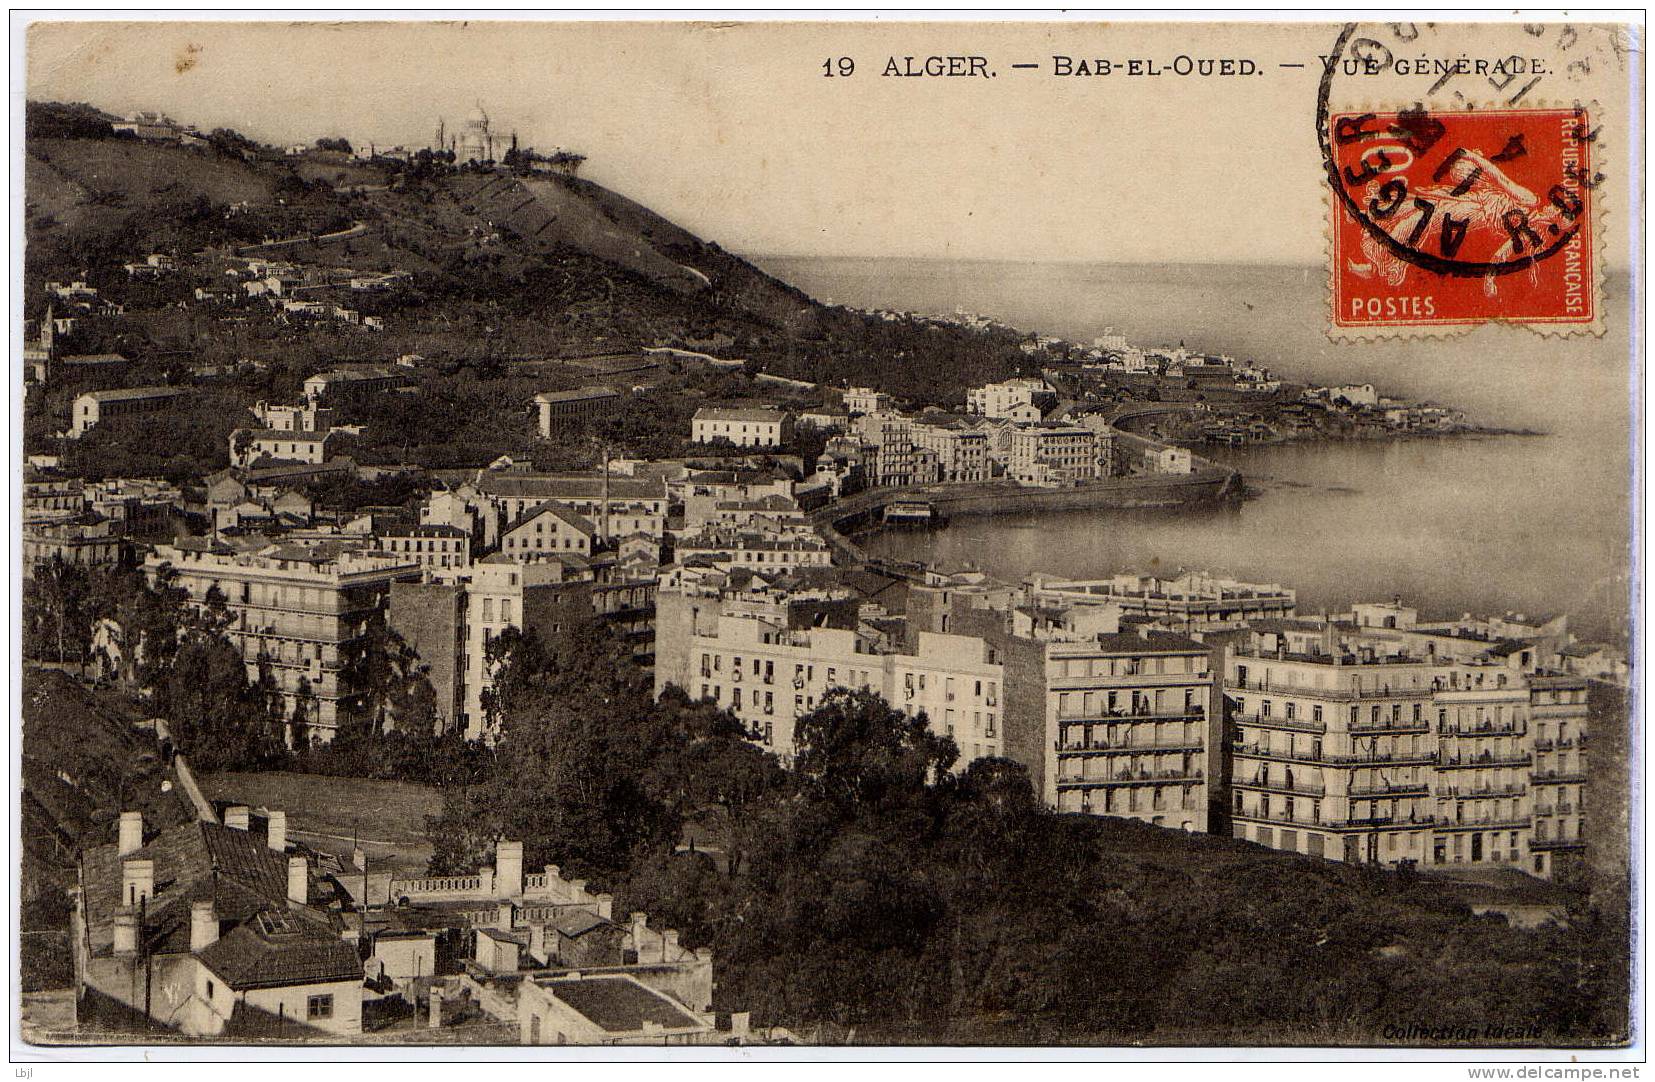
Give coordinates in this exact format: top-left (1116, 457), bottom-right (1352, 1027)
top-left (10, 14), bottom-right (1644, 1063)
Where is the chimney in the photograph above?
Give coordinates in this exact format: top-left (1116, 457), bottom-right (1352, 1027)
top-left (595, 892), bottom-right (613, 920)
top-left (528, 923), bottom-right (548, 965)
top-left (117, 811), bottom-right (144, 856)
top-left (122, 860), bottom-right (154, 909)
top-left (113, 911), bottom-right (138, 955)
top-left (428, 985), bottom-right (443, 1029)
top-left (496, 901), bottom-right (514, 931)
top-left (568, 878), bottom-right (587, 902)
top-left (225, 805), bottom-right (250, 831)
top-left (266, 810), bottom-right (287, 852)
top-left (494, 839), bottom-right (523, 898)
top-left (190, 900), bottom-right (218, 952)
top-left (630, 911), bottom-right (648, 951)
top-left (352, 847), bottom-right (366, 872)
top-left (286, 855), bottom-right (308, 905)
top-left (730, 1011), bottom-right (751, 1042)
top-left (662, 929), bottom-right (679, 960)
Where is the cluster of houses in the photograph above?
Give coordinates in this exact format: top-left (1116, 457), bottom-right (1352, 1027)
top-left (73, 800), bottom-right (752, 1044)
top-left (217, 258), bottom-right (391, 331)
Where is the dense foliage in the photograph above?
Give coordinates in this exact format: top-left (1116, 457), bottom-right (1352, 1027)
top-left (425, 630), bottom-right (1631, 1045)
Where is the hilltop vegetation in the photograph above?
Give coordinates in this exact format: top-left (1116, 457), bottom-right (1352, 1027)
top-left (24, 103), bottom-right (1039, 423)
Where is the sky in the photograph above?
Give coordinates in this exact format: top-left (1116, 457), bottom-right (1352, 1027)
top-left (25, 19), bottom-right (1636, 265)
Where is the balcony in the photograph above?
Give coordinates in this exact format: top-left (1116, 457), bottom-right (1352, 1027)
top-left (1234, 777), bottom-right (1326, 797)
top-left (1439, 752), bottom-right (1532, 768)
top-left (1228, 676), bottom-right (1435, 700)
top-left (1434, 816), bottom-right (1532, 831)
top-left (1323, 751), bottom-right (1437, 766)
top-left (1529, 837), bottom-right (1586, 851)
top-left (1233, 712), bottom-right (1325, 735)
top-left (1437, 784), bottom-right (1528, 799)
top-left (1347, 781), bottom-right (1431, 797)
top-left (1348, 718), bottom-right (1431, 735)
top-left (1055, 739), bottom-right (1204, 756)
top-left (1057, 770), bottom-right (1205, 789)
top-left (1532, 770), bottom-right (1587, 784)
top-left (1232, 744), bottom-right (1323, 765)
top-left (1057, 708), bottom-right (1205, 724)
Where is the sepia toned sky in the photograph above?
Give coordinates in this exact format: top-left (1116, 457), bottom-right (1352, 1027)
top-left (25, 19), bottom-right (1636, 264)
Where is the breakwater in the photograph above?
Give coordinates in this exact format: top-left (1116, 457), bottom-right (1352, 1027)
top-left (810, 467), bottom-right (1243, 564)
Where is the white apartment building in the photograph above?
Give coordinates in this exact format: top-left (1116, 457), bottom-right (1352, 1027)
top-left (841, 387), bottom-right (893, 416)
top-left (691, 408), bottom-right (793, 448)
top-left (1227, 623), bottom-right (1591, 878)
top-left (143, 541), bottom-right (422, 739)
top-left (655, 597), bottom-right (1003, 763)
top-left (1009, 426), bottom-right (1099, 486)
top-left (966, 378), bottom-right (1054, 420)
top-left (910, 423), bottom-right (990, 483)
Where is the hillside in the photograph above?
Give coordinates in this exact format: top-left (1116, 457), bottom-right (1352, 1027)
top-left (20, 667), bottom-right (191, 990)
top-left (23, 117), bottom-right (1036, 407)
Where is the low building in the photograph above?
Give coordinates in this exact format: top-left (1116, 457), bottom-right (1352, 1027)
top-left (68, 387), bottom-right (191, 439)
top-left (691, 407), bottom-right (793, 448)
top-left (501, 503), bottom-right (598, 560)
top-left (302, 366), bottom-right (403, 403)
top-left (231, 429), bottom-right (338, 468)
top-left (1023, 571), bottom-right (1297, 628)
top-left (534, 387), bottom-right (623, 436)
top-left (73, 808), bottom-right (364, 1038)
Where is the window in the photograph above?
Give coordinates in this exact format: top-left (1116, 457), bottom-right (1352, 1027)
top-left (1312, 704), bottom-right (1323, 723)
top-left (206, 980), bottom-right (215, 1000)
top-left (307, 994), bottom-right (333, 1020)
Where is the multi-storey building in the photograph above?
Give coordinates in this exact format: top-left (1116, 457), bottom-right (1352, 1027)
top-left (691, 407), bottom-right (793, 448)
top-left (654, 585), bottom-right (1002, 762)
top-left (143, 541), bottom-right (422, 740)
top-left (469, 471), bottom-right (669, 545)
top-left (389, 555), bottom-right (593, 740)
top-left (23, 515), bottom-right (125, 571)
top-left (959, 604), bottom-right (1217, 832)
top-left (69, 387), bottom-right (191, 438)
top-left (1009, 425), bottom-right (1099, 486)
top-left (84, 479), bottom-right (183, 541)
top-left (534, 387), bottom-right (623, 436)
top-left (672, 526), bottom-right (833, 572)
top-left (1023, 571), bottom-right (1297, 628)
top-left (301, 366), bottom-right (403, 403)
top-left (1225, 620), bottom-right (1591, 878)
top-left (966, 378), bottom-right (1055, 420)
top-left (23, 467), bottom-right (84, 520)
top-left (374, 523), bottom-right (471, 572)
top-left (910, 422), bottom-right (990, 483)
top-left (841, 386), bottom-right (893, 416)
top-left (501, 503), bottom-right (597, 560)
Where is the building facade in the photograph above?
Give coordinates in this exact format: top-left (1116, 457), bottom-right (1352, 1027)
top-left (143, 542), bottom-right (423, 740)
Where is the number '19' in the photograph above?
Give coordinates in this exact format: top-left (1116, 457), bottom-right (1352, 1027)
top-left (823, 57), bottom-right (854, 77)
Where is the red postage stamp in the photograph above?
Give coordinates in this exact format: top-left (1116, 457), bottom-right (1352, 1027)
top-left (1326, 106), bottom-right (1598, 334)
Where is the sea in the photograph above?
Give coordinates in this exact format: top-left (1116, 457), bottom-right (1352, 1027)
top-left (754, 258), bottom-right (1637, 645)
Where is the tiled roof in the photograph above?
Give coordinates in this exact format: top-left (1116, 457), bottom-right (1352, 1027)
top-left (473, 473), bottom-right (665, 501)
top-left (534, 386), bottom-right (621, 404)
top-left (197, 918), bottom-right (362, 990)
top-left (80, 386), bottom-right (189, 404)
top-left (504, 501), bottom-right (598, 537)
top-left (548, 909), bottom-right (613, 938)
top-left (542, 977), bottom-right (705, 1034)
top-left (693, 407), bottom-right (789, 423)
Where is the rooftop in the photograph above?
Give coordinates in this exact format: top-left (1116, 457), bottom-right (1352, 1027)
top-left (539, 976), bottom-right (706, 1035)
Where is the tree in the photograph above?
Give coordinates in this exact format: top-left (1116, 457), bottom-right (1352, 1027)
top-left (315, 136), bottom-right (353, 154)
top-left (792, 688), bottom-right (957, 813)
top-left (23, 559), bottom-right (93, 663)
